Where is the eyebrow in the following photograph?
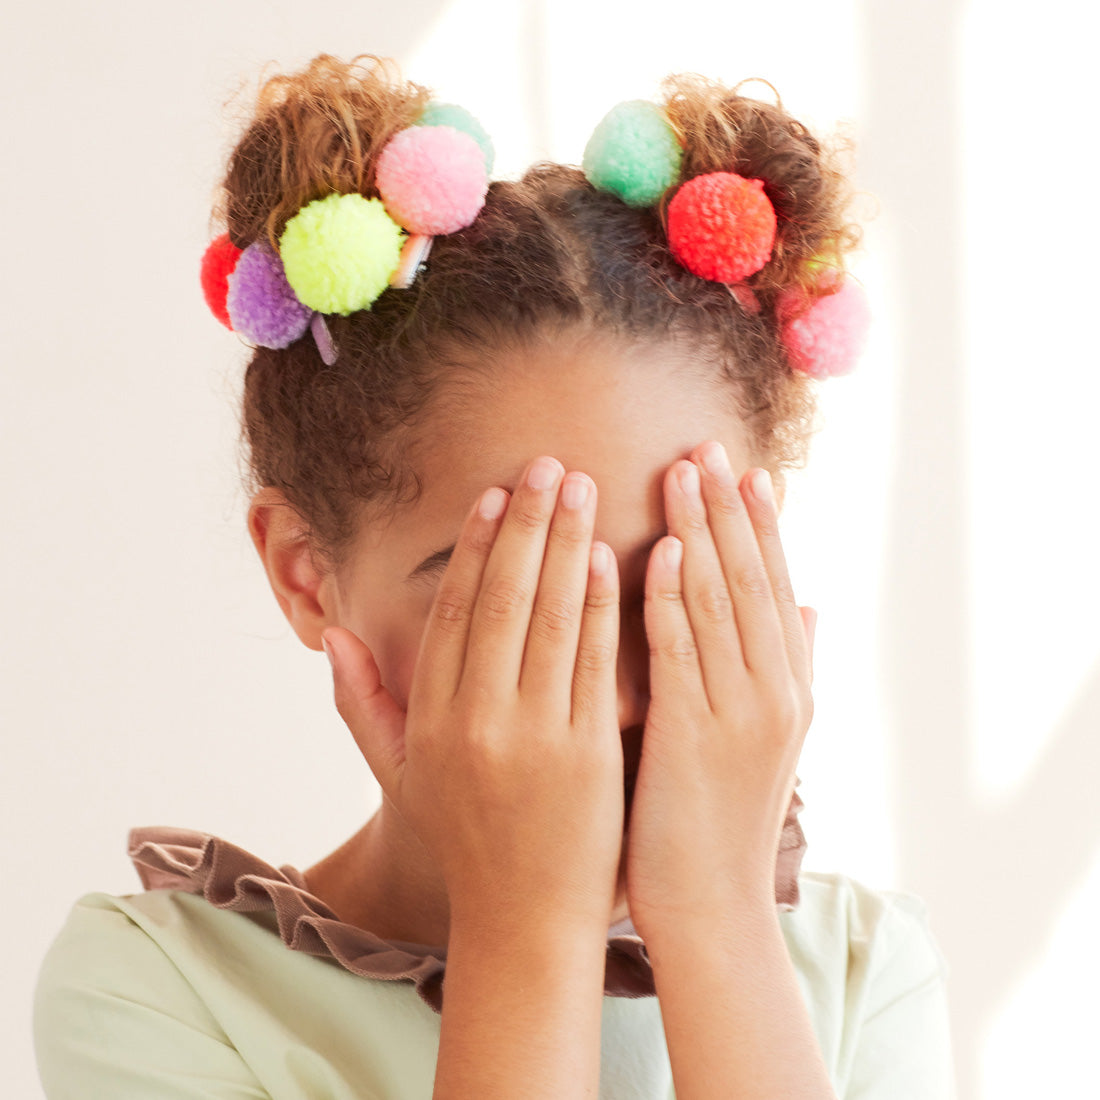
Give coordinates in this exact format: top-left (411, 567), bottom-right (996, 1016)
top-left (407, 531), bottom-right (666, 583)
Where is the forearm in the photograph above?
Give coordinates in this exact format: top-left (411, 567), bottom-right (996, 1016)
top-left (433, 913), bottom-right (608, 1099)
top-left (645, 893), bottom-right (836, 1100)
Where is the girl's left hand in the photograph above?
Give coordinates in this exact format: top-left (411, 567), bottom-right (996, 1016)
top-left (626, 440), bottom-right (816, 938)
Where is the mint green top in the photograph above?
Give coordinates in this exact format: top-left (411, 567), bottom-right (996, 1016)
top-left (33, 870), bottom-right (955, 1098)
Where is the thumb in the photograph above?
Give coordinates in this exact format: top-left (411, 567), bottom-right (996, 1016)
top-left (798, 606), bottom-right (817, 685)
top-left (322, 627), bottom-right (407, 796)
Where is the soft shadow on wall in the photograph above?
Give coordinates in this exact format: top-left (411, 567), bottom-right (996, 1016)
top-left (860, 3), bottom-right (1100, 1099)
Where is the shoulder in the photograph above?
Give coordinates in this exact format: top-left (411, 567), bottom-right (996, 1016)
top-left (780, 871), bottom-right (956, 1098)
top-left (784, 869), bottom-right (950, 982)
top-left (34, 891), bottom-right (271, 1098)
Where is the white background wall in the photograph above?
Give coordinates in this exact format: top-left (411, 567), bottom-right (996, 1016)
top-left (3, 2), bottom-right (1097, 1097)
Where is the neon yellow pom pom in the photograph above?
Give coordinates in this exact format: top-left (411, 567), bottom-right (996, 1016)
top-left (280, 194), bottom-right (404, 315)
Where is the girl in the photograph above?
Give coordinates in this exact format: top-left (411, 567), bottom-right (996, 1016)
top-left (33, 54), bottom-right (954, 1099)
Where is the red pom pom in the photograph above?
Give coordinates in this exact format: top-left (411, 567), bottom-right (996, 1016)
top-left (667, 173), bottom-right (776, 283)
top-left (201, 234), bottom-right (243, 329)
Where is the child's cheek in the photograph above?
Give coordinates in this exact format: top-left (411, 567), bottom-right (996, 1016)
top-left (373, 620), bottom-right (428, 712)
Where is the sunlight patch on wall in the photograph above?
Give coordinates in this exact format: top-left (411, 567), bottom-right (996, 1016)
top-left (959, 1), bottom-right (1100, 803)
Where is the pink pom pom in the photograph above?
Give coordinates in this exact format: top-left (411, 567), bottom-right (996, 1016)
top-left (375, 126), bottom-right (488, 235)
top-left (667, 173), bottom-right (776, 284)
top-left (779, 275), bottom-right (871, 378)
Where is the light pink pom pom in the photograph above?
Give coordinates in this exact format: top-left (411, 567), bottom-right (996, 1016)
top-left (780, 275), bottom-right (871, 379)
top-left (376, 126), bottom-right (489, 235)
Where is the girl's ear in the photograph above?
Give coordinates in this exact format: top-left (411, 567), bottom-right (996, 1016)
top-left (247, 488), bottom-right (335, 651)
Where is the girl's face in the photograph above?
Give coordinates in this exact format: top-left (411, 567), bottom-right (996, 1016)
top-left (327, 333), bottom-right (761, 742)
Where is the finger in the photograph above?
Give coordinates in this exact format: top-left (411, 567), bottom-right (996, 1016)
top-left (323, 627), bottom-right (407, 796)
top-left (799, 606), bottom-right (817, 685)
top-left (464, 456), bottom-right (564, 692)
top-left (738, 464), bottom-right (810, 680)
top-left (644, 535), bottom-right (707, 710)
top-left (571, 541), bottom-right (621, 731)
top-left (520, 471), bottom-right (597, 700)
top-left (663, 458), bottom-right (747, 701)
top-left (416, 486), bottom-right (509, 700)
top-left (692, 444), bottom-right (787, 678)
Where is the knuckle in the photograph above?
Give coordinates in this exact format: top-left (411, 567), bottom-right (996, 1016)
top-left (529, 592), bottom-right (577, 641)
top-left (574, 638), bottom-right (617, 677)
top-left (479, 575), bottom-right (529, 622)
top-left (705, 486), bottom-right (741, 520)
top-left (584, 586), bottom-right (619, 615)
top-left (732, 566), bottom-right (771, 600)
top-left (770, 576), bottom-right (795, 608)
top-left (547, 517), bottom-right (591, 552)
top-left (653, 633), bottom-right (698, 665)
top-left (510, 498), bottom-right (550, 533)
top-left (679, 507), bottom-right (710, 535)
top-left (695, 582), bottom-right (734, 625)
top-left (433, 588), bottom-right (474, 630)
top-left (753, 510), bottom-right (781, 540)
top-left (765, 683), bottom-right (805, 731)
top-left (649, 586), bottom-right (684, 608)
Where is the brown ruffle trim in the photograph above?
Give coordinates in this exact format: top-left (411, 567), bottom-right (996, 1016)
top-left (127, 786), bottom-right (804, 1015)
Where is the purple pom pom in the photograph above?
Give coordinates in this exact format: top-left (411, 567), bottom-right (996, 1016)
top-left (226, 242), bottom-right (313, 349)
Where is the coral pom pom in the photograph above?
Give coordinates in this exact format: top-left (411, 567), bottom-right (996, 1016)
top-left (417, 103), bottom-right (495, 174)
top-left (226, 242), bottom-right (313, 349)
top-left (779, 275), bottom-right (871, 378)
top-left (667, 173), bottom-right (777, 283)
top-left (200, 233), bottom-right (242, 329)
top-left (582, 101), bottom-right (682, 207)
top-left (280, 194), bottom-right (404, 315)
top-left (376, 126), bottom-right (488, 235)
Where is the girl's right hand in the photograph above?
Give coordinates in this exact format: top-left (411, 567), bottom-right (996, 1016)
top-left (322, 456), bottom-right (624, 933)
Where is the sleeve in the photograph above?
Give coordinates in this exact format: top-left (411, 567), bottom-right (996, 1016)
top-left (844, 893), bottom-right (957, 1100)
top-left (33, 895), bottom-right (271, 1099)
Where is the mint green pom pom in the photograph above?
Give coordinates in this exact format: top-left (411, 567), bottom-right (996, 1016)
top-left (279, 194), bottom-right (404, 315)
top-left (417, 103), bottom-right (495, 175)
top-left (582, 101), bottom-right (682, 207)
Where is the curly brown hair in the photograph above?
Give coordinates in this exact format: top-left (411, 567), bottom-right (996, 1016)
top-left (218, 54), bottom-right (861, 570)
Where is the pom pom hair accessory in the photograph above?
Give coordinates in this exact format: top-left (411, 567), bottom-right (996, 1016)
top-left (200, 103), bottom-right (492, 364)
top-left (202, 93), bottom-right (867, 380)
top-left (582, 100), bottom-right (870, 378)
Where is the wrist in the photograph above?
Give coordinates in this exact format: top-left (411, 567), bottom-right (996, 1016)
top-left (447, 898), bottom-right (613, 960)
top-left (632, 877), bottom-right (778, 949)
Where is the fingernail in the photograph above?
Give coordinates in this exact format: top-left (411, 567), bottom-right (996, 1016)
top-left (663, 537), bottom-right (683, 569)
top-left (561, 473), bottom-right (590, 510)
top-left (528, 456), bottom-right (562, 491)
top-left (677, 462), bottom-right (700, 497)
top-left (321, 635), bottom-right (334, 669)
top-left (700, 441), bottom-right (731, 478)
top-left (478, 486), bottom-right (508, 520)
top-left (590, 541), bottom-right (611, 575)
top-left (752, 468), bottom-right (774, 504)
